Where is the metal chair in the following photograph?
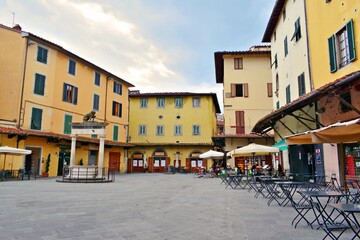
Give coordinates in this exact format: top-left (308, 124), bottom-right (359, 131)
top-left (286, 189), bottom-right (313, 229)
top-left (309, 200), bottom-right (349, 240)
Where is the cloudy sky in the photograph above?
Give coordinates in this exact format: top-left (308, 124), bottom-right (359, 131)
top-left (0, 0), bottom-right (274, 111)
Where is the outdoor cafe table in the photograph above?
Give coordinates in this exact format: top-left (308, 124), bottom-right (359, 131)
top-left (276, 181), bottom-right (306, 207)
top-left (224, 175), bottom-right (245, 189)
top-left (298, 190), bottom-right (348, 227)
top-left (328, 203), bottom-right (360, 240)
top-left (260, 178), bottom-right (287, 206)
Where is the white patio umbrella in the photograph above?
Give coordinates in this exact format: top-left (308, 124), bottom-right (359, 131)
top-left (0, 146), bottom-right (32, 170)
top-left (199, 150), bottom-right (224, 159)
top-left (228, 143), bottom-right (279, 157)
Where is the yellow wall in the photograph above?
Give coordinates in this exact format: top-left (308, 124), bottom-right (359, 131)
top-left (307, 0), bottom-right (360, 87)
top-left (223, 53), bottom-right (273, 135)
top-left (129, 95), bottom-right (217, 144)
top-left (0, 27), bottom-right (25, 122)
top-left (0, 25), bottom-right (133, 176)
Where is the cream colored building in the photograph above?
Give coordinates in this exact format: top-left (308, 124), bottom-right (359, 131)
top-left (128, 91), bottom-right (221, 173)
top-left (214, 46), bottom-right (274, 171)
top-left (253, 0), bottom-right (360, 182)
top-left (0, 24), bottom-right (134, 176)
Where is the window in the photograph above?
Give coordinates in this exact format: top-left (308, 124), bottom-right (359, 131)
top-left (140, 98), bottom-right (148, 108)
top-left (31, 108), bottom-right (42, 130)
top-left (193, 98), bottom-right (200, 108)
top-left (37, 46), bottom-right (48, 64)
top-left (62, 83), bottom-right (78, 104)
top-left (113, 82), bottom-right (122, 95)
top-left (275, 74), bottom-right (279, 96)
top-left (284, 36), bottom-right (288, 57)
top-left (298, 73), bottom-right (306, 96)
top-left (282, 8), bottom-right (286, 21)
top-left (286, 85), bottom-right (291, 104)
top-left (112, 101), bottom-right (122, 117)
top-left (63, 114), bottom-right (72, 134)
top-left (113, 125), bottom-right (119, 141)
top-left (174, 125), bottom-right (182, 135)
top-left (156, 125), bottom-right (164, 136)
top-left (267, 83), bottom-right (273, 97)
top-left (157, 98), bottom-right (165, 108)
top-left (93, 94), bottom-right (100, 111)
top-left (234, 58), bottom-right (243, 69)
top-left (68, 59), bottom-right (76, 76)
top-left (34, 73), bottom-right (45, 96)
top-left (235, 111), bottom-right (245, 134)
top-left (273, 54), bottom-right (278, 69)
top-left (139, 125), bottom-right (146, 135)
top-left (94, 72), bottom-right (100, 86)
top-left (328, 19), bottom-right (356, 72)
top-left (339, 92), bottom-right (351, 113)
top-left (273, 31), bottom-right (276, 42)
top-left (276, 101), bottom-right (280, 109)
top-left (193, 125), bottom-right (200, 135)
top-left (231, 83), bottom-right (248, 97)
top-left (175, 97), bottom-right (183, 108)
top-left (291, 17), bottom-right (301, 42)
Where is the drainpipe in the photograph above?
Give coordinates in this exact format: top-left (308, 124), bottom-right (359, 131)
top-left (303, 0), bottom-right (314, 91)
top-left (18, 32), bottom-right (32, 127)
top-left (105, 76), bottom-right (110, 122)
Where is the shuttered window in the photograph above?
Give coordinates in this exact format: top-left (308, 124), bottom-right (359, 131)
top-left (328, 19), bottom-right (356, 72)
top-left (64, 114), bottom-right (72, 134)
top-left (37, 46), bottom-right (48, 64)
top-left (34, 73), bottom-right (45, 96)
top-left (235, 111), bottom-right (245, 134)
top-left (267, 83), bottom-right (273, 97)
top-left (62, 83), bottom-right (78, 104)
top-left (68, 59), bottom-right (76, 76)
top-left (31, 108), bottom-right (42, 130)
top-left (112, 101), bottom-right (122, 117)
top-left (298, 73), bottom-right (306, 96)
top-left (231, 83), bottom-right (248, 97)
top-left (113, 125), bottom-right (119, 141)
top-left (93, 94), bottom-right (100, 111)
top-left (234, 58), bottom-right (243, 69)
top-left (286, 85), bottom-right (291, 104)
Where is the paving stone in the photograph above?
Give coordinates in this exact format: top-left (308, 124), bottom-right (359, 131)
top-left (0, 174), bottom-right (355, 239)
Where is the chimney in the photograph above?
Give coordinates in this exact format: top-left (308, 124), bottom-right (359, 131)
top-left (13, 24), bottom-right (22, 31)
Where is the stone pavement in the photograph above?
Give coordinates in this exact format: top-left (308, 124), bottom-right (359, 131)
top-left (0, 174), bottom-right (355, 240)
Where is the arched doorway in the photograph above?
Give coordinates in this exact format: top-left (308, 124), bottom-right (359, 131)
top-left (148, 149), bottom-right (169, 173)
top-left (129, 152), bottom-right (145, 173)
top-left (186, 151), bottom-right (207, 173)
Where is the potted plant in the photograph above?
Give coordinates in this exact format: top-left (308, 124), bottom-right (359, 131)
top-left (42, 153), bottom-right (51, 177)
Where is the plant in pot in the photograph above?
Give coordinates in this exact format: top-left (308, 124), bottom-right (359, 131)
top-left (42, 153), bottom-right (51, 177)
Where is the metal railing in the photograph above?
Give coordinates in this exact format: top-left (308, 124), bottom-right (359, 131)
top-left (57, 166), bottom-right (115, 183)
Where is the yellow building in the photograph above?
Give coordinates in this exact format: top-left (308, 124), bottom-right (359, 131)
top-left (0, 24), bottom-right (134, 176)
top-left (128, 91), bottom-right (221, 173)
top-left (214, 46), bottom-right (274, 171)
top-left (307, 0), bottom-right (360, 88)
top-left (254, 0), bottom-right (360, 183)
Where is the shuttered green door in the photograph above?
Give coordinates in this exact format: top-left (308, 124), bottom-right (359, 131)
top-left (64, 115), bottom-right (72, 134)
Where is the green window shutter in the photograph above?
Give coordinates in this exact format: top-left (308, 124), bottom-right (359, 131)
top-left (31, 108), bottom-right (42, 130)
top-left (34, 73), bottom-right (45, 95)
top-left (64, 115), bottom-right (72, 134)
top-left (346, 19), bottom-right (356, 62)
top-left (113, 125), bottom-right (119, 141)
top-left (328, 35), bottom-right (337, 72)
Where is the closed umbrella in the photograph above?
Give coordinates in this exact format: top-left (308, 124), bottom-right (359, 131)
top-left (0, 146), bottom-right (32, 170)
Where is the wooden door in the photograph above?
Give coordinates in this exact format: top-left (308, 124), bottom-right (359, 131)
top-left (109, 152), bottom-right (121, 172)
